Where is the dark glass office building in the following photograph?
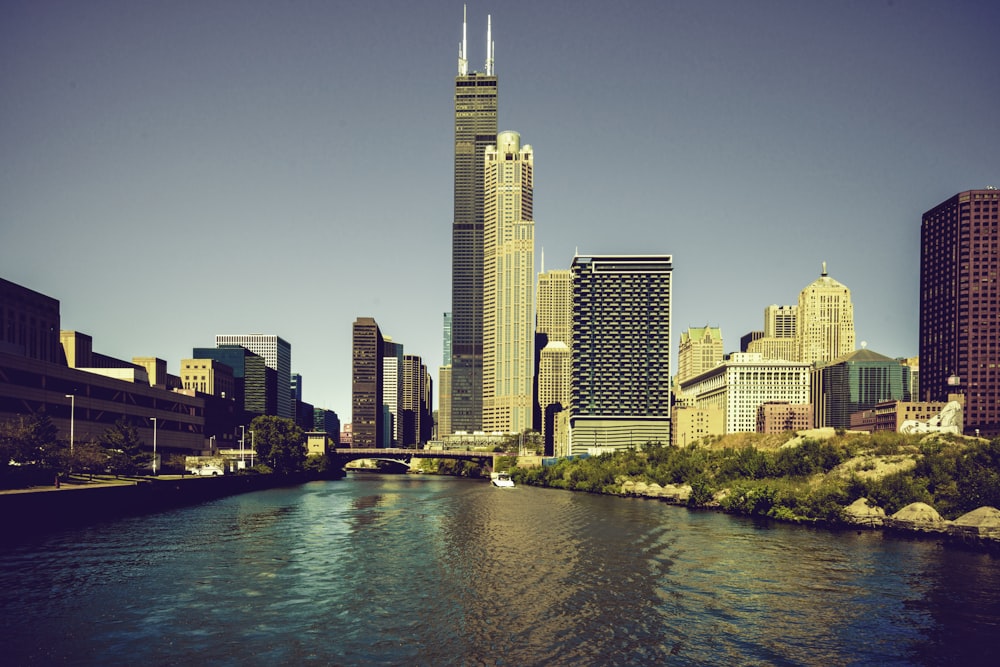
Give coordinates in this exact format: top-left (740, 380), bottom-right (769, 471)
top-left (451, 13), bottom-right (497, 433)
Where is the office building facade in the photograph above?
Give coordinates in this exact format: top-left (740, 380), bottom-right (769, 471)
top-left (570, 255), bottom-right (673, 451)
top-left (680, 352), bottom-right (811, 434)
top-left (920, 188), bottom-right (1000, 436)
top-left (812, 348), bottom-right (911, 430)
top-left (451, 10), bottom-right (497, 433)
top-left (351, 317), bottom-right (384, 448)
top-left (677, 326), bottom-right (723, 383)
top-left (215, 334), bottom-right (292, 419)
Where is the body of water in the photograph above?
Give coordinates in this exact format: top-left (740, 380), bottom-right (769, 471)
top-left (1, 474), bottom-right (997, 665)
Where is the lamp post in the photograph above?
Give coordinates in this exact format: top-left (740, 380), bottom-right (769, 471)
top-left (209, 435), bottom-right (216, 454)
top-left (150, 417), bottom-right (157, 476)
top-left (65, 394), bottom-right (75, 456)
top-left (250, 430), bottom-right (255, 467)
top-left (240, 425), bottom-right (246, 466)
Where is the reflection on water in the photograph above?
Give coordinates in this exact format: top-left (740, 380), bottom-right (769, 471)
top-left (0, 475), bottom-right (997, 665)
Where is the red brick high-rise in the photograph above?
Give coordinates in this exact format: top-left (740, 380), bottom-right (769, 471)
top-left (919, 188), bottom-right (1000, 436)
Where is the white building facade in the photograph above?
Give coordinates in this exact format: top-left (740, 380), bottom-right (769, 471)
top-left (679, 352), bottom-right (811, 434)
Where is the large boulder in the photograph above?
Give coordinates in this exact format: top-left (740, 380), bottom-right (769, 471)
top-left (950, 506), bottom-right (1000, 541)
top-left (888, 502), bottom-right (948, 533)
top-left (843, 497), bottom-right (886, 527)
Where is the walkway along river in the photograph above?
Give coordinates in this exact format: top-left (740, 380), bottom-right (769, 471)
top-left (1, 474), bottom-right (997, 665)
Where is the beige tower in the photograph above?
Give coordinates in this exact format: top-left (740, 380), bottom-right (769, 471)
top-left (677, 326), bottom-right (723, 383)
top-left (748, 305), bottom-right (798, 361)
top-left (536, 268), bottom-right (573, 453)
top-left (482, 131), bottom-right (534, 433)
top-left (796, 263), bottom-right (855, 365)
top-left (536, 269), bottom-right (573, 348)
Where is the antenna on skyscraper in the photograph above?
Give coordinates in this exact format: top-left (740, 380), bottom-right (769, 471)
top-left (485, 14), bottom-right (494, 75)
top-left (458, 5), bottom-right (468, 76)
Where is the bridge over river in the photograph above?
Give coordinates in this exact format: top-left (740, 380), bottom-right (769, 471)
top-left (331, 448), bottom-right (518, 469)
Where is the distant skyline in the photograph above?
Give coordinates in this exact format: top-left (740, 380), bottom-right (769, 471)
top-left (3, 1), bottom-right (998, 418)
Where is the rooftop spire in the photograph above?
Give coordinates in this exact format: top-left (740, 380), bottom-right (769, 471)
top-left (822, 261), bottom-right (828, 277)
top-left (485, 14), bottom-right (494, 75)
top-left (458, 5), bottom-right (468, 76)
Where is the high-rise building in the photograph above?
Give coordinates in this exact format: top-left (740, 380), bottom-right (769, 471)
top-left (536, 268), bottom-right (573, 453)
top-left (382, 337), bottom-right (404, 445)
top-left (677, 326), bottom-right (723, 383)
top-left (442, 312), bottom-right (453, 367)
top-left (570, 255), bottom-right (673, 452)
top-left (796, 264), bottom-right (855, 366)
top-left (536, 269), bottom-right (573, 348)
top-left (482, 131), bottom-right (534, 433)
top-left (438, 312), bottom-right (453, 438)
top-left (920, 187), bottom-right (1000, 436)
top-left (351, 317), bottom-right (384, 448)
top-left (215, 334), bottom-right (292, 419)
top-left (193, 345), bottom-right (277, 418)
top-left (451, 9), bottom-right (497, 433)
top-left (401, 354), bottom-right (432, 446)
top-left (747, 305), bottom-right (798, 361)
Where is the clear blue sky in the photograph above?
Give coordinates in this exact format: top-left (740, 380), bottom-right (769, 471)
top-left (3, 1), bottom-right (998, 418)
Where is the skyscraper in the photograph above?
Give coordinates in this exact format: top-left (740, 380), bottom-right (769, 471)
top-left (747, 305), bottom-right (798, 362)
top-left (351, 317), bottom-right (384, 448)
top-left (382, 337), bottom-right (404, 445)
top-left (677, 326), bottom-right (723, 383)
top-left (571, 255), bottom-right (673, 452)
top-left (482, 131), bottom-right (534, 433)
top-left (439, 313), bottom-right (453, 438)
top-left (214, 334), bottom-right (292, 418)
top-left (536, 268), bottom-right (573, 452)
top-left (920, 187), bottom-right (1000, 436)
top-left (795, 264), bottom-right (855, 366)
top-left (451, 9), bottom-right (497, 433)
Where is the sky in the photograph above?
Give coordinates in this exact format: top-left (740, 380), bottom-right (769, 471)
top-left (2, 1), bottom-right (999, 418)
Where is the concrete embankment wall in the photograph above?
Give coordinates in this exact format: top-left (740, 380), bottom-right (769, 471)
top-left (0, 473), bottom-right (332, 537)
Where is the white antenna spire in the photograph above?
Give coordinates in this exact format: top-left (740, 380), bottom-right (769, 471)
top-left (458, 5), bottom-right (468, 76)
top-left (485, 14), bottom-right (494, 75)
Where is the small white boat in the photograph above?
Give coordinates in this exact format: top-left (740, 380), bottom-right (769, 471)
top-left (491, 472), bottom-right (515, 488)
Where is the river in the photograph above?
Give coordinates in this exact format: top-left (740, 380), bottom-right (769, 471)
top-left (1, 474), bottom-right (997, 666)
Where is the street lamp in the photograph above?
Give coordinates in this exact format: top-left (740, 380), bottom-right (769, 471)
top-left (209, 435), bottom-right (216, 454)
top-left (240, 425), bottom-right (246, 466)
top-left (65, 394), bottom-right (75, 456)
top-left (250, 430), bottom-right (255, 467)
top-left (150, 417), bottom-right (157, 476)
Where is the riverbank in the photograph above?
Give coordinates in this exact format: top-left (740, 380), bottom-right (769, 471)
top-left (0, 471), bottom-right (342, 539)
top-left (510, 432), bottom-right (1000, 553)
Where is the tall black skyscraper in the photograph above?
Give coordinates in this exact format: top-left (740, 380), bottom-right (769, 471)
top-left (451, 9), bottom-right (497, 433)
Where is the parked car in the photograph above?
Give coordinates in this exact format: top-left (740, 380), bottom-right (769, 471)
top-left (188, 465), bottom-right (224, 476)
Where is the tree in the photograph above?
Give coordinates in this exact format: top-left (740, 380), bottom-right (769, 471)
top-left (71, 440), bottom-right (109, 479)
top-left (249, 415), bottom-right (306, 474)
top-left (100, 418), bottom-right (147, 476)
top-left (0, 413), bottom-right (64, 486)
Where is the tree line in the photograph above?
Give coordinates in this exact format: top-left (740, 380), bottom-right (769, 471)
top-left (512, 435), bottom-right (1000, 523)
top-left (0, 413), bottom-right (322, 488)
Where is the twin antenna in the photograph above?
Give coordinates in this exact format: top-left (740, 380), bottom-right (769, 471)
top-left (458, 5), bottom-right (494, 76)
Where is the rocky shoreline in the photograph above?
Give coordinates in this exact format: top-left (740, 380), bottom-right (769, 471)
top-left (618, 479), bottom-right (1000, 552)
